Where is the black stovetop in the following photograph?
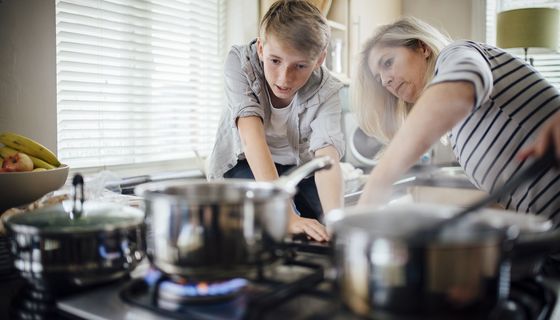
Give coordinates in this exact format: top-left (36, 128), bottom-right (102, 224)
top-left (6, 242), bottom-right (559, 320)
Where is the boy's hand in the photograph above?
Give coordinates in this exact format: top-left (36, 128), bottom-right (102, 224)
top-left (288, 214), bottom-right (329, 242)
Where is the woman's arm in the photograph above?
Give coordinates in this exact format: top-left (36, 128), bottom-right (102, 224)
top-left (358, 81), bottom-right (475, 206)
top-left (314, 145), bottom-right (343, 215)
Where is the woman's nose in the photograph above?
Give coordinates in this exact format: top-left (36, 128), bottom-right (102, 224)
top-left (380, 74), bottom-right (392, 87)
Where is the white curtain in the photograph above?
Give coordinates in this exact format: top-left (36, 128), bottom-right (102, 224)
top-left (56, 0), bottom-right (226, 168)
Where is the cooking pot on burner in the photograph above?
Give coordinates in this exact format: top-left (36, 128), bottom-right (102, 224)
top-left (3, 175), bottom-right (145, 294)
top-left (328, 203), bottom-right (560, 318)
top-left (135, 156), bottom-right (333, 280)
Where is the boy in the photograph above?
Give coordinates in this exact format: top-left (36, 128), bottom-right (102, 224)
top-left (208, 0), bottom-right (345, 241)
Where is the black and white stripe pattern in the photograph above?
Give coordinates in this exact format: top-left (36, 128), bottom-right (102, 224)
top-left (432, 41), bottom-right (560, 225)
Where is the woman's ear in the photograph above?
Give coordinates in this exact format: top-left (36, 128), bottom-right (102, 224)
top-left (257, 37), bottom-right (264, 61)
top-left (419, 41), bottom-right (431, 59)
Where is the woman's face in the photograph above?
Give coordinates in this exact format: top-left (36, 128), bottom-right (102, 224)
top-left (367, 44), bottom-right (431, 104)
top-left (258, 35), bottom-right (325, 106)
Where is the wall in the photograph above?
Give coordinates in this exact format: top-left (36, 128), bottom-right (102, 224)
top-left (0, 0), bottom-right (57, 152)
top-left (402, 0), bottom-right (486, 41)
top-left (0, 0), bottom-right (484, 167)
top-left (0, 0), bottom-right (259, 161)
top-left (349, 0), bottom-right (402, 76)
top-left (225, 0), bottom-right (260, 49)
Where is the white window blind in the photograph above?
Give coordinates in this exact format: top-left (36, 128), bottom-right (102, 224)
top-left (56, 0), bottom-right (226, 169)
top-left (486, 0), bottom-right (560, 89)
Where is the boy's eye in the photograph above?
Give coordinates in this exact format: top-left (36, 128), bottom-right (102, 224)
top-left (296, 64), bottom-right (308, 70)
top-left (271, 59), bottom-right (281, 64)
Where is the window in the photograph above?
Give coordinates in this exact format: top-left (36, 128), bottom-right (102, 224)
top-left (486, 0), bottom-right (560, 88)
top-left (56, 0), bottom-right (226, 169)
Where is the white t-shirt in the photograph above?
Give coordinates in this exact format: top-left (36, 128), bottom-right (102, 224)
top-left (265, 94), bottom-right (297, 165)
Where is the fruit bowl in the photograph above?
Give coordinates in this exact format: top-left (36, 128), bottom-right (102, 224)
top-left (0, 164), bottom-right (69, 212)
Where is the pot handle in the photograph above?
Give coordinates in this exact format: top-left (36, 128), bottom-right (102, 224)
top-left (276, 156), bottom-right (334, 194)
top-left (512, 228), bottom-right (560, 259)
top-left (71, 174), bottom-right (85, 219)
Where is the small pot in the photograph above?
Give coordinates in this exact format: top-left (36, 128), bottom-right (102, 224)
top-left (328, 203), bottom-right (560, 318)
top-left (3, 176), bottom-right (145, 293)
top-left (135, 156), bottom-right (333, 280)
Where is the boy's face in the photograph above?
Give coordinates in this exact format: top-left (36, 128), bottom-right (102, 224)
top-left (257, 35), bottom-right (325, 106)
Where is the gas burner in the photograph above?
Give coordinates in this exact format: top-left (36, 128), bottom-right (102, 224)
top-left (119, 260), bottom-right (325, 320)
top-left (145, 269), bottom-right (249, 307)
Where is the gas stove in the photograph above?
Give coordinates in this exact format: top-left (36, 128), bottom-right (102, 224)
top-left (8, 241), bottom-right (560, 320)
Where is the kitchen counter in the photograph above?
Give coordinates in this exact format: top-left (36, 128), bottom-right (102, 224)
top-left (343, 164), bottom-right (479, 207)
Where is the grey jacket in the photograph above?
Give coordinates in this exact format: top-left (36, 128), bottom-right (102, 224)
top-left (208, 39), bottom-right (345, 180)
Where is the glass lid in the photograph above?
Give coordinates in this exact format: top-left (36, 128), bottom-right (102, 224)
top-left (5, 200), bottom-right (144, 234)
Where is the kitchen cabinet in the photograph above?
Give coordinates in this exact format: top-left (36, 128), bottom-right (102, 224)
top-left (325, 0), bottom-right (350, 83)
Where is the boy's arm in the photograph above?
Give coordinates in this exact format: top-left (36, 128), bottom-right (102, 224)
top-left (237, 116), bottom-right (278, 181)
top-left (237, 116), bottom-right (329, 241)
top-left (314, 145), bottom-right (343, 216)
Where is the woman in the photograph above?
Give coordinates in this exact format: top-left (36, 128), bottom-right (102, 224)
top-left (208, 1), bottom-right (345, 241)
top-left (353, 17), bottom-right (560, 224)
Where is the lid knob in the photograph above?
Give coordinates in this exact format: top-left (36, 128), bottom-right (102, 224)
top-left (71, 174), bottom-right (85, 219)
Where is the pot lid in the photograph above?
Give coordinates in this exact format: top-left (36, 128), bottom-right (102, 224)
top-left (4, 200), bottom-right (144, 234)
top-left (330, 203), bottom-right (521, 245)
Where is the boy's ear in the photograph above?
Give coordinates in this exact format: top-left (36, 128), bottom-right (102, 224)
top-left (315, 49), bottom-right (327, 69)
top-left (257, 37), bottom-right (264, 61)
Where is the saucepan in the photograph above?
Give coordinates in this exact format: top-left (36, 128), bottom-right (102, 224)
top-left (134, 156), bottom-right (333, 280)
top-left (329, 204), bottom-right (560, 318)
top-left (3, 175), bottom-right (145, 294)
top-left (329, 151), bottom-right (559, 318)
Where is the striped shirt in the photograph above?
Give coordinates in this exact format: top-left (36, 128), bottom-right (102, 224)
top-left (431, 40), bottom-right (560, 225)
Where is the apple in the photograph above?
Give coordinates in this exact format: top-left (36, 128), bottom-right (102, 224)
top-left (2, 152), bottom-right (34, 172)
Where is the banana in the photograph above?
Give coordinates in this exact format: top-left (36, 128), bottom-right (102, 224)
top-left (0, 146), bottom-right (14, 159)
top-left (31, 156), bottom-right (57, 170)
top-left (0, 146), bottom-right (57, 170)
top-left (0, 132), bottom-right (60, 167)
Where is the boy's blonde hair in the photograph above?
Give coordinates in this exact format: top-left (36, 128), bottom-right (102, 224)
top-left (259, 0), bottom-right (330, 59)
top-left (351, 17), bottom-right (452, 144)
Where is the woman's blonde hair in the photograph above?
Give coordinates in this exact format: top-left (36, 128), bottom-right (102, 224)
top-left (351, 17), bottom-right (451, 143)
top-left (259, 0), bottom-right (330, 59)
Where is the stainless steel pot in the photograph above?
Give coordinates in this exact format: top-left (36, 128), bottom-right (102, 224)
top-left (328, 203), bottom-right (560, 318)
top-left (3, 181), bottom-right (145, 293)
top-left (134, 156), bottom-right (333, 280)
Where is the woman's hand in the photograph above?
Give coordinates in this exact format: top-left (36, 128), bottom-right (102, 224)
top-left (288, 214), bottom-right (329, 242)
top-left (518, 111), bottom-right (560, 161)
top-left (357, 182), bottom-right (392, 207)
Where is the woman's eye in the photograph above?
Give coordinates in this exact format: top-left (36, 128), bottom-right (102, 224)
top-left (271, 59), bottom-right (280, 64)
top-left (383, 58), bottom-right (393, 68)
top-left (296, 64), bottom-right (308, 70)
